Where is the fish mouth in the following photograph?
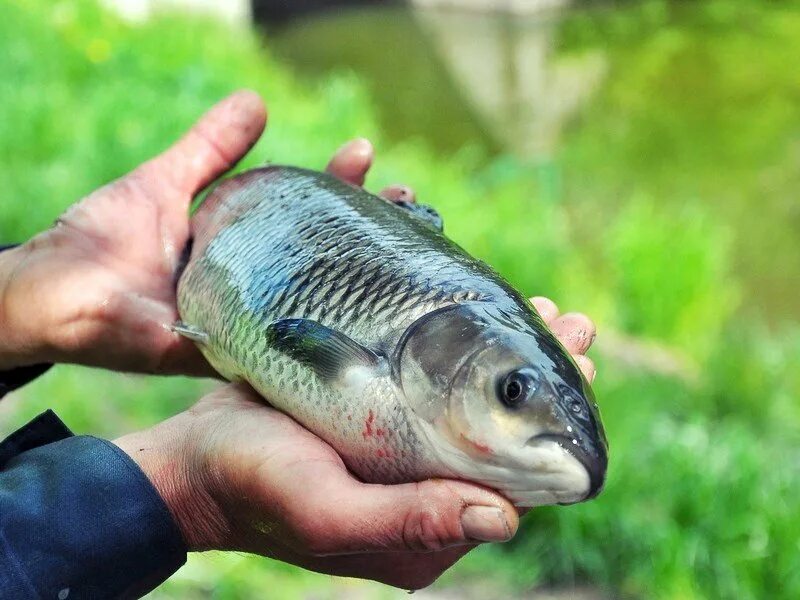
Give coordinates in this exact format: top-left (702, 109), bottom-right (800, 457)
top-left (529, 433), bottom-right (607, 503)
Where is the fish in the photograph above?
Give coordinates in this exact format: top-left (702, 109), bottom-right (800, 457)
top-left (175, 166), bottom-right (608, 507)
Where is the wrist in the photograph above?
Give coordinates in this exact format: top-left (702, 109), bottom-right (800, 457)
top-left (113, 415), bottom-right (231, 552)
top-left (0, 245), bottom-right (51, 370)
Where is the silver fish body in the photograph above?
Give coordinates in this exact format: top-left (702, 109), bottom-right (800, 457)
top-left (177, 166), bottom-right (608, 507)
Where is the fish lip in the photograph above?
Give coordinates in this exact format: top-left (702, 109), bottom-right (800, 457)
top-left (529, 433), bottom-right (607, 503)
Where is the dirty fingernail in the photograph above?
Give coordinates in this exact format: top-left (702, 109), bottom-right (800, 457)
top-left (461, 506), bottom-right (512, 543)
top-left (380, 184), bottom-right (416, 203)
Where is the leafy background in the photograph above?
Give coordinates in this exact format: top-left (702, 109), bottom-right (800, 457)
top-left (0, 0), bottom-right (798, 598)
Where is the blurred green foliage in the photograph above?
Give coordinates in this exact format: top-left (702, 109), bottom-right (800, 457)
top-left (556, 0), bottom-right (800, 327)
top-left (0, 1), bottom-right (798, 599)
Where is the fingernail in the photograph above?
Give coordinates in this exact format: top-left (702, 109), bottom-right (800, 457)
top-left (381, 184), bottom-right (415, 204)
top-left (461, 506), bottom-right (512, 543)
top-left (340, 137), bottom-right (372, 156)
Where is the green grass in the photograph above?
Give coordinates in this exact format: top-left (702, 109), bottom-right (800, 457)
top-left (1, 1), bottom-right (798, 599)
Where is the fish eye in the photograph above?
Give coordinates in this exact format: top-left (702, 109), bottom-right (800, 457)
top-left (570, 398), bottom-right (584, 415)
top-left (498, 368), bottom-right (539, 409)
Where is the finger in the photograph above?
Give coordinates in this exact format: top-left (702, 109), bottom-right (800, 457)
top-left (379, 184), bottom-right (416, 204)
top-left (291, 474), bottom-right (518, 555)
top-left (574, 355), bottom-right (596, 383)
top-left (326, 138), bottom-right (374, 186)
top-left (530, 296), bottom-right (559, 324)
top-left (549, 312), bottom-right (596, 355)
top-left (137, 90), bottom-right (267, 199)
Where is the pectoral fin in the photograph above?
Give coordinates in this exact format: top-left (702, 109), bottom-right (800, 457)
top-left (172, 321), bottom-right (209, 345)
top-left (266, 319), bottom-right (384, 382)
top-left (396, 200), bottom-right (444, 232)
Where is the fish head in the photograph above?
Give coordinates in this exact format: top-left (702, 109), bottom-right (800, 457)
top-left (397, 302), bottom-right (608, 507)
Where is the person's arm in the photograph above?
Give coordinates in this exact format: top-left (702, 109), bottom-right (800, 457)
top-left (0, 91), bottom-right (600, 596)
top-left (0, 95), bottom-right (269, 599)
top-left (0, 93), bottom-right (435, 599)
top-left (0, 411), bottom-right (186, 599)
top-left (0, 246), bottom-right (186, 597)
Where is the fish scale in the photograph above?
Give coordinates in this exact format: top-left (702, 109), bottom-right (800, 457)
top-left (178, 166), bottom-right (522, 482)
top-left (177, 166), bottom-right (608, 500)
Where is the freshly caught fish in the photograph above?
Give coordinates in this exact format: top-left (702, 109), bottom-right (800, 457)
top-left (176, 166), bottom-right (608, 507)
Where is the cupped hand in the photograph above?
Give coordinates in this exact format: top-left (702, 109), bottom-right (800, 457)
top-left (114, 315), bottom-right (597, 590)
top-left (0, 92), bottom-right (410, 374)
top-left (116, 383), bottom-right (512, 589)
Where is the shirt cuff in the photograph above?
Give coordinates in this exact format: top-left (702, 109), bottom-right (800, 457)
top-left (0, 413), bottom-right (187, 599)
top-left (0, 363), bottom-right (53, 400)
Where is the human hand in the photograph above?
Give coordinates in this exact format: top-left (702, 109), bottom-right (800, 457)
top-left (0, 92), bottom-right (410, 374)
top-left (113, 313), bottom-right (597, 590)
top-left (114, 382), bottom-right (514, 589)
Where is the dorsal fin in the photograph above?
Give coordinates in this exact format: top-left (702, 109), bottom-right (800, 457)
top-left (395, 200), bottom-right (444, 232)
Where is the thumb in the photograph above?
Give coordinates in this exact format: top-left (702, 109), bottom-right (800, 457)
top-left (136, 90), bottom-right (267, 200)
top-left (299, 475), bottom-right (519, 555)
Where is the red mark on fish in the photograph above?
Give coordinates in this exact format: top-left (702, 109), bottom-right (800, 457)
top-left (362, 410), bottom-right (375, 439)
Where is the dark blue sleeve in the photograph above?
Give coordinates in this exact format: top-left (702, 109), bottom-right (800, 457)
top-left (0, 411), bottom-right (188, 600)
